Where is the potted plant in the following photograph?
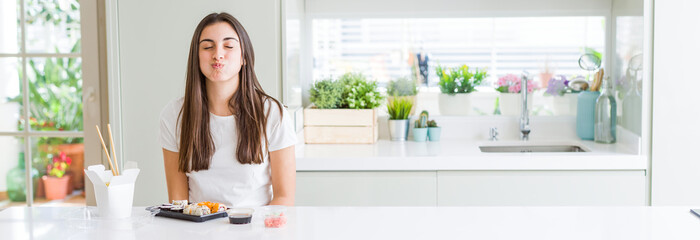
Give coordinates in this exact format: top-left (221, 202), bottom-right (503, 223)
top-left (427, 120), bottom-right (441, 142)
top-left (545, 75), bottom-right (578, 115)
top-left (386, 97), bottom-right (413, 141)
top-left (412, 111), bottom-right (429, 142)
top-left (304, 73), bottom-right (384, 144)
top-left (42, 152), bottom-right (72, 200)
top-left (309, 78), bottom-right (343, 109)
top-left (495, 73), bottom-right (536, 116)
top-left (386, 77), bottom-right (418, 114)
top-left (437, 64), bottom-right (487, 115)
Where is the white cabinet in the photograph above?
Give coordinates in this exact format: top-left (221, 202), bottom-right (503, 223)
top-left (437, 170), bottom-right (646, 206)
top-left (296, 170), bottom-right (646, 206)
top-left (296, 171), bottom-right (437, 206)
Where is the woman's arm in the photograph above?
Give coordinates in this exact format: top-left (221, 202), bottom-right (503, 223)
top-left (163, 148), bottom-right (189, 203)
top-left (269, 145), bottom-right (296, 206)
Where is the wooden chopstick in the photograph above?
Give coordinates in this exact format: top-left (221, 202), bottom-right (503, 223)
top-left (96, 125), bottom-right (117, 176)
top-left (107, 124), bottom-right (120, 176)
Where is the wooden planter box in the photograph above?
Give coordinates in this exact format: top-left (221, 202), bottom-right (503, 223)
top-left (303, 106), bottom-right (378, 144)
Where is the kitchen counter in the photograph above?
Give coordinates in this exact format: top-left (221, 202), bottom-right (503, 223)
top-left (295, 139), bottom-right (646, 171)
top-left (2, 206), bottom-right (698, 240)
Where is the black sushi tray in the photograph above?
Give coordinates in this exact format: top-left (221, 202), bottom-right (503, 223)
top-left (146, 206), bottom-right (228, 222)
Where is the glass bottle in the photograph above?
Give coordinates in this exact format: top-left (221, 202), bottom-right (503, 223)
top-left (594, 77), bottom-right (617, 143)
top-left (6, 152), bottom-right (40, 202)
top-left (621, 70), bottom-right (642, 135)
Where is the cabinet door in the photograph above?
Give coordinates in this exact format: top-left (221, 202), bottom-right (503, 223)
top-left (437, 170), bottom-right (646, 206)
top-left (296, 171), bottom-right (437, 206)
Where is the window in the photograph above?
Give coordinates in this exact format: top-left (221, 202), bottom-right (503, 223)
top-left (0, 0), bottom-right (84, 208)
top-left (312, 17), bottom-right (605, 116)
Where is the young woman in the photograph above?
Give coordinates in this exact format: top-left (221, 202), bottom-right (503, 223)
top-left (159, 12), bottom-right (296, 207)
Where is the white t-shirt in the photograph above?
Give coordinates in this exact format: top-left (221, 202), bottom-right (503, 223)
top-left (159, 97), bottom-right (296, 207)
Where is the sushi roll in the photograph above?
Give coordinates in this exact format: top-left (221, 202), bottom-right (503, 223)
top-left (200, 205), bottom-right (211, 215)
top-left (183, 204), bottom-right (196, 215)
top-left (170, 206), bottom-right (183, 213)
top-left (192, 205), bottom-right (211, 216)
top-left (215, 203), bottom-right (227, 213)
top-left (172, 200), bottom-right (188, 207)
top-left (195, 201), bottom-right (227, 213)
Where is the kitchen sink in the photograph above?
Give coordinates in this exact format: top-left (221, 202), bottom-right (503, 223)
top-left (479, 145), bottom-right (588, 153)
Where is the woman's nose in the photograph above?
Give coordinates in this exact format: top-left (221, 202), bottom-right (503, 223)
top-left (214, 49), bottom-right (224, 60)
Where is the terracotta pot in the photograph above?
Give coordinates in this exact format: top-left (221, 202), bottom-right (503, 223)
top-left (42, 175), bottom-right (70, 200)
top-left (36, 177), bottom-right (45, 198)
top-left (57, 143), bottom-right (85, 190)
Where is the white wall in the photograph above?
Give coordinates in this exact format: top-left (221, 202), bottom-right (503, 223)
top-left (651, 0), bottom-right (700, 205)
top-left (112, 0), bottom-right (281, 205)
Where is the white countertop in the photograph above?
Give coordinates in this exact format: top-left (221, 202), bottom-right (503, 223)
top-left (295, 139), bottom-right (646, 171)
top-left (2, 206), bottom-right (698, 240)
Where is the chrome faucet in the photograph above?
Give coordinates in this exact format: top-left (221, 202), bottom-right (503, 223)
top-left (520, 72), bottom-right (530, 141)
top-left (489, 127), bottom-right (499, 141)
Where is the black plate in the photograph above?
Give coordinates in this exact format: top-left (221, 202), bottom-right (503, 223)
top-left (147, 206), bottom-right (228, 222)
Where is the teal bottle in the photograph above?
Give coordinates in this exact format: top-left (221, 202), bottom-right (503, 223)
top-left (6, 152), bottom-right (39, 202)
top-left (594, 78), bottom-right (617, 143)
top-left (576, 90), bottom-right (601, 140)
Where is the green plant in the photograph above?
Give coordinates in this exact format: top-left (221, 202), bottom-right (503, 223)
top-left (338, 72), bottom-right (384, 109)
top-left (387, 77), bottom-right (418, 96)
top-left (387, 97), bottom-right (413, 120)
top-left (414, 111), bottom-right (429, 128)
top-left (436, 64), bottom-right (487, 94)
top-left (309, 78), bottom-right (343, 109)
top-left (436, 64), bottom-right (458, 94)
top-left (427, 120), bottom-right (438, 128)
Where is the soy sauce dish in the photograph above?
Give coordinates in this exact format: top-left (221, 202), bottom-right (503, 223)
top-left (227, 208), bottom-right (254, 224)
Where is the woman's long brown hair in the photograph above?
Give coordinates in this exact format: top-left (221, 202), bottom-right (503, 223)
top-left (178, 12), bottom-right (283, 172)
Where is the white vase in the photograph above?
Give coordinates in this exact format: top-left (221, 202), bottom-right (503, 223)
top-left (552, 93), bottom-right (578, 116)
top-left (438, 93), bottom-right (471, 116)
top-left (499, 93), bottom-right (532, 116)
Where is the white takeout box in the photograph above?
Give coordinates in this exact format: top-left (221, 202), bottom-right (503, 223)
top-left (84, 164), bottom-right (140, 219)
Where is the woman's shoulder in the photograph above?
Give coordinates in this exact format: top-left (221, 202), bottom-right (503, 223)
top-left (263, 97), bottom-right (284, 112)
top-left (263, 97), bottom-right (286, 120)
top-left (160, 97), bottom-right (185, 120)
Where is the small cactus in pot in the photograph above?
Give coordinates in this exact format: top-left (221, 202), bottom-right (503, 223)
top-left (427, 119), bottom-right (441, 141)
top-left (412, 111), bottom-right (429, 142)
